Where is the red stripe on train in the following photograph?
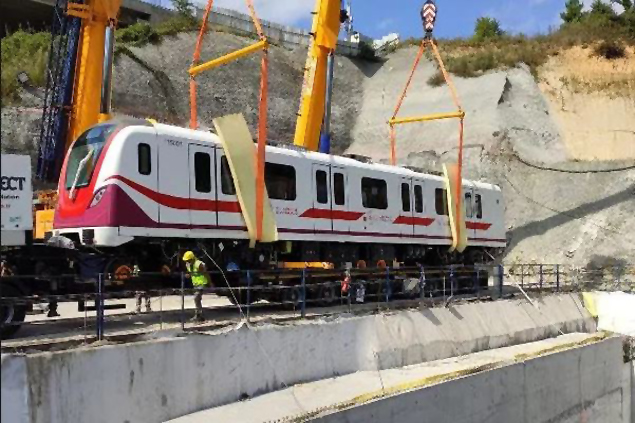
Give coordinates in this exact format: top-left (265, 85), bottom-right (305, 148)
top-left (466, 221), bottom-right (492, 231)
top-left (393, 216), bottom-right (436, 226)
top-left (106, 175), bottom-right (241, 212)
top-left (299, 208), bottom-right (365, 221)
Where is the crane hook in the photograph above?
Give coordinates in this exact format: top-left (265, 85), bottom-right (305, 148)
top-left (421, 0), bottom-right (437, 37)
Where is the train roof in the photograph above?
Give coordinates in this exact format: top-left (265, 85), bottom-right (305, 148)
top-left (131, 122), bottom-right (501, 192)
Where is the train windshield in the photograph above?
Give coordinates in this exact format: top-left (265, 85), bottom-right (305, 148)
top-left (65, 123), bottom-right (117, 190)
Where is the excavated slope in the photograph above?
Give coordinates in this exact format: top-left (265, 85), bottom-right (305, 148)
top-left (1, 35), bottom-right (633, 267)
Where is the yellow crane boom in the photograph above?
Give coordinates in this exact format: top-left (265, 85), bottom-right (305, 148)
top-left (293, 0), bottom-right (343, 152)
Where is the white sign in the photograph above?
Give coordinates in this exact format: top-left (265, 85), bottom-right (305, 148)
top-left (1, 154), bottom-right (33, 231)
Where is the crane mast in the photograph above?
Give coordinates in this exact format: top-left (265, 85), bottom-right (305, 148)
top-left (293, 0), bottom-right (347, 153)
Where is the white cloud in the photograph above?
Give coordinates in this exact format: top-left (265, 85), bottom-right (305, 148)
top-left (200, 0), bottom-right (315, 25)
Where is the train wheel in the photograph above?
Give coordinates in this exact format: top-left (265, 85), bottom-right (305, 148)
top-left (105, 258), bottom-right (133, 286)
top-left (318, 282), bottom-right (337, 306)
top-left (281, 286), bottom-right (301, 310)
top-left (0, 281), bottom-right (26, 339)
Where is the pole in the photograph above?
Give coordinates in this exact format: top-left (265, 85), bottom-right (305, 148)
top-left (99, 23), bottom-right (115, 119)
top-left (319, 52), bottom-right (335, 154)
top-left (180, 271), bottom-right (185, 331)
top-left (246, 270), bottom-right (252, 323)
top-left (97, 273), bottom-right (104, 341)
top-left (539, 264), bottom-right (543, 292)
top-left (385, 267), bottom-right (391, 303)
top-left (300, 269), bottom-right (306, 319)
top-left (556, 265), bottom-right (560, 292)
top-left (498, 264), bottom-right (504, 299)
top-left (419, 266), bottom-right (426, 303)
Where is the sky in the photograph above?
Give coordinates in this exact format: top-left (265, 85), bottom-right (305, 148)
top-left (202, 0), bottom-right (609, 40)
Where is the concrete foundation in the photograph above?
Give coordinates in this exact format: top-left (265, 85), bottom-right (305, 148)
top-left (170, 334), bottom-right (631, 423)
top-left (1, 293), bottom-right (596, 423)
top-left (310, 336), bottom-right (629, 423)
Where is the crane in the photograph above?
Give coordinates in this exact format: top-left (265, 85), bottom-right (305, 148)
top-left (35, 0), bottom-right (121, 237)
top-left (293, 0), bottom-right (350, 153)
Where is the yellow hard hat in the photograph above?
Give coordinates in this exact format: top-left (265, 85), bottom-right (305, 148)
top-left (182, 251), bottom-right (196, 262)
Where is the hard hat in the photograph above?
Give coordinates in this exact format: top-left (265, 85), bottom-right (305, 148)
top-left (182, 251), bottom-right (196, 262)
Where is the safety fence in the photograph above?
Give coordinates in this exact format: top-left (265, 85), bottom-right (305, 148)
top-left (1, 264), bottom-right (633, 343)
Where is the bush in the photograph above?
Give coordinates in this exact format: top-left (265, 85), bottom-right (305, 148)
top-left (473, 17), bottom-right (504, 42)
top-left (593, 40), bottom-right (627, 59)
top-left (427, 70), bottom-right (445, 86)
top-left (1, 30), bottom-right (51, 105)
top-left (116, 22), bottom-right (160, 47)
top-left (156, 16), bottom-right (200, 36)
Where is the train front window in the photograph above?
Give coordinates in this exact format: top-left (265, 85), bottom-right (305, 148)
top-left (65, 124), bottom-right (116, 190)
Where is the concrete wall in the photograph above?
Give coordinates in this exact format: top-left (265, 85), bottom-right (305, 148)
top-left (314, 337), bottom-right (630, 423)
top-left (197, 6), bottom-right (361, 56)
top-left (0, 294), bottom-right (596, 423)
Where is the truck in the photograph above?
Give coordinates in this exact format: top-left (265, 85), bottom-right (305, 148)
top-left (1, 154), bottom-right (81, 338)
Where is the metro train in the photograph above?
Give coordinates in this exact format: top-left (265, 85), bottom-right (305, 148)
top-left (52, 118), bottom-right (506, 277)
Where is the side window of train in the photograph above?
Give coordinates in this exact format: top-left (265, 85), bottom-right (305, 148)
top-left (401, 183), bottom-right (411, 212)
top-left (475, 194), bottom-right (483, 219)
top-left (220, 156), bottom-right (236, 195)
top-left (138, 143), bottom-right (151, 175)
top-left (435, 188), bottom-right (449, 216)
top-left (361, 177), bottom-right (388, 210)
top-left (465, 192), bottom-right (473, 218)
top-left (194, 152), bottom-right (212, 193)
top-left (414, 185), bottom-right (424, 213)
top-left (265, 162), bottom-right (297, 201)
top-left (333, 173), bottom-right (345, 206)
top-left (316, 170), bottom-right (328, 204)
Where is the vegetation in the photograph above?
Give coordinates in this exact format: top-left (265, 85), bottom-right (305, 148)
top-left (473, 17), bottom-right (504, 42)
top-left (1, 30), bottom-right (51, 106)
top-left (561, 0), bottom-right (584, 23)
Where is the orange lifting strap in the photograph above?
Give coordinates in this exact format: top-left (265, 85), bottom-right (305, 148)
top-left (189, 0), bottom-right (269, 242)
top-left (389, 38), bottom-right (465, 247)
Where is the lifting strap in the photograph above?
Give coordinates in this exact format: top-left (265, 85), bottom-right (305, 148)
top-left (188, 0), bottom-right (270, 244)
top-left (389, 38), bottom-right (467, 252)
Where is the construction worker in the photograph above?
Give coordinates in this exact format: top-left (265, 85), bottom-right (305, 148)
top-left (182, 251), bottom-right (211, 322)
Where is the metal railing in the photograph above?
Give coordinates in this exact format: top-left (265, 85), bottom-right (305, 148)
top-left (1, 264), bottom-right (633, 345)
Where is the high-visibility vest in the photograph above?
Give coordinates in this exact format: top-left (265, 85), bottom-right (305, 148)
top-left (187, 260), bottom-right (208, 287)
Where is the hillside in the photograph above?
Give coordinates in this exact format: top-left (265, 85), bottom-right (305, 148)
top-left (1, 29), bottom-right (634, 269)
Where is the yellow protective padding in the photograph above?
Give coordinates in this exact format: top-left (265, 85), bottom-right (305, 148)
top-left (582, 292), bottom-right (599, 318)
top-left (443, 163), bottom-right (467, 253)
top-left (212, 114), bottom-right (278, 246)
top-left (34, 209), bottom-right (55, 240)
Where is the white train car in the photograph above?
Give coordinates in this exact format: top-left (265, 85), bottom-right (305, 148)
top-left (53, 119), bottom-right (505, 272)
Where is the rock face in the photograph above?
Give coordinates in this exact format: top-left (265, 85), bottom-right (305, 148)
top-left (1, 34), bottom-right (633, 267)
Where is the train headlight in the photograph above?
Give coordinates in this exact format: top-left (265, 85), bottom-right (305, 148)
top-left (89, 187), bottom-right (107, 208)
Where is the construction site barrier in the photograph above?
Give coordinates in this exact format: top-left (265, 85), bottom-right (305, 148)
top-left (1, 264), bottom-right (633, 343)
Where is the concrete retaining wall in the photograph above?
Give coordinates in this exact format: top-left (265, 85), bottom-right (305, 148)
top-left (1, 294), bottom-right (596, 423)
top-left (199, 6), bottom-right (361, 56)
top-left (315, 337), bottom-right (630, 423)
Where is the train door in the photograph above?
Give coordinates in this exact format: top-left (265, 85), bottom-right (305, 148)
top-left (215, 152), bottom-right (244, 232)
top-left (311, 163), bottom-right (332, 233)
top-left (396, 178), bottom-right (414, 237)
top-left (432, 182), bottom-right (452, 243)
top-left (158, 136), bottom-right (190, 226)
top-left (412, 179), bottom-right (434, 239)
top-left (188, 144), bottom-right (217, 228)
top-left (464, 185), bottom-right (476, 241)
top-left (331, 166), bottom-right (351, 234)
top-left (359, 172), bottom-right (397, 237)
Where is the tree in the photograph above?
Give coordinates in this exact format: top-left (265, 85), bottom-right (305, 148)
top-left (611, 0), bottom-right (633, 10)
top-left (473, 17), bottom-right (504, 41)
top-left (561, 0), bottom-right (584, 23)
top-left (171, 0), bottom-right (195, 19)
top-left (589, 0), bottom-right (616, 16)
